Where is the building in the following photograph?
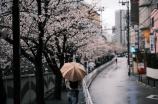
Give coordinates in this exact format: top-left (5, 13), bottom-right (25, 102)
top-left (130, 27), bottom-right (135, 47)
top-left (130, 0), bottom-right (139, 26)
top-left (115, 10), bottom-right (127, 45)
top-left (129, 0), bottom-right (139, 51)
top-left (139, 0), bottom-right (157, 50)
top-left (150, 8), bottom-right (158, 54)
top-left (112, 26), bottom-right (116, 42)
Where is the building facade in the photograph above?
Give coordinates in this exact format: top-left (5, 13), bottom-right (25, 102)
top-left (130, 0), bottom-right (139, 26)
top-left (139, 0), bottom-right (157, 50)
top-left (150, 8), bottom-right (158, 54)
top-left (115, 10), bottom-right (127, 45)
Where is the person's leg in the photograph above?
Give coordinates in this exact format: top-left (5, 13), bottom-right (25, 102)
top-left (75, 90), bottom-right (79, 104)
top-left (71, 90), bottom-right (75, 104)
top-left (68, 90), bottom-right (71, 102)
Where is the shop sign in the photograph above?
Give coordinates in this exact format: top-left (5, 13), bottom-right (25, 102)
top-left (137, 62), bottom-right (145, 74)
top-left (150, 33), bottom-right (154, 51)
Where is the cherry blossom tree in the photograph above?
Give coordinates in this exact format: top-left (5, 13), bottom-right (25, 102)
top-left (0, 0), bottom-right (127, 103)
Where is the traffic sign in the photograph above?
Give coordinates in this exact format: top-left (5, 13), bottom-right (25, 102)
top-left (85, 57), bottom-right (89, 61)
top-left (130, 47), bottom-right (136, 52)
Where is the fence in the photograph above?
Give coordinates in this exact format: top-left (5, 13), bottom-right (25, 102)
top-left (3, 72), bottom-right (55, 104)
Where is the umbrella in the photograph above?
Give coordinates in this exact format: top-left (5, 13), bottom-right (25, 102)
top-left (60, 62), bottom-right (86, 82)
top-left (88, 65), bottom-right (94, 69)
top-left (88, 62), bottom-right (96, 67)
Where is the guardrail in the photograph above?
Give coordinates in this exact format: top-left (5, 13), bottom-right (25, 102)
top-left (82, 58), bottom-right (115, 104)
top-left (82, 79), bottom-right (93, 104)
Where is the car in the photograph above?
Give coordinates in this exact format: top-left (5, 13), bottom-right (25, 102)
top-left (117, 54), bottom-right (123, 57)
top-left (117, 54), bottom-right (120, 57)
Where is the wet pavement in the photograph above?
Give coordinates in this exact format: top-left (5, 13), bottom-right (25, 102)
top-left (89, 57), bottom-right (158, 104)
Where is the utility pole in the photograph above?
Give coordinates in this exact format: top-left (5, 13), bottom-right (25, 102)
top-left (12, 0), bottom-right (21, 103)
top-left (119, 0), bottom-right (130, 75)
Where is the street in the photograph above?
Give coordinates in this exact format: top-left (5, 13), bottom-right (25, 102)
top-left (89, 57), bottom-right (158, 104)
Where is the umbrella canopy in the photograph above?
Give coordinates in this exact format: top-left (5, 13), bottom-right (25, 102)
top-left (89, 62), bottom-right (96, 67)
top-left (60, 62), bottom-right (86, 82)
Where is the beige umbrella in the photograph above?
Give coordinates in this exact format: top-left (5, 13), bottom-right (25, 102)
top-left (60, 62), bottom-right (86, 82)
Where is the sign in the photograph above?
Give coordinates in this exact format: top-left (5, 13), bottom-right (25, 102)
top-left (132, 54), bottom-right (135, 58)
top-left (129, 58), bottom-right (133, 61)
top-left (135, 43), bottom-right (138, 49)
top-left (137, 62), bottom-right (145, 74)
top-left (85, 57), bottom-right (89, 61)
top-left (150, 33), bottom-right (154, 51)
top-left (130, 47), bottom-right (136, 52)
top-left (135, 29), bottom-right (139, 51)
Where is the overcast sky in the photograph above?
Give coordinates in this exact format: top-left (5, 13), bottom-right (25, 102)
top-left (85, 0), bottom-right (128, 29)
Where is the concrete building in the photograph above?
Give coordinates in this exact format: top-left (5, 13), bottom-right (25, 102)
top-left (130, 27), bottom-right (135, 47)
top-left (112, 26), bottom-right (116, 42)
top-left (130, 0), bottom-right (139, 26)
top-left (105, 33), bottom-right (114, 42)
top-left (139, 0), bottom-right (157, 50)
top-left (115, 10), bottom-right (127, 45)
top-left (129, 0), bottom-right (139, 51)
top-left (150, 8), bottom-right (158, 54)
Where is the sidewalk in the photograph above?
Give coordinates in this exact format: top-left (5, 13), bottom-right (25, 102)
top-left (132, 73), bottom-right (158, 90)
top-left (45, 87), bottom-right (86, 104)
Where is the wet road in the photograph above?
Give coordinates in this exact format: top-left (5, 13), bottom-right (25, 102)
top-left (89, 57), bottom-right (158, 104)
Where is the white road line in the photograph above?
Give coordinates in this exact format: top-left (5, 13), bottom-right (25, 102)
top-left (146, 95), bottom-right (158, 100)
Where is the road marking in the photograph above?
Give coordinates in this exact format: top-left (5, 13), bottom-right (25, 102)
top-left (146, 95), bottom-right (158, 100)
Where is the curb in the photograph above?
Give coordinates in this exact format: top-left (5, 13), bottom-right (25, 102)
top-left (136, 80), bottom-right (158, 90)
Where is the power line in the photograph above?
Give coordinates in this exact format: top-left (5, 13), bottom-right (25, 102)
top-left (115, 9), bottom-right (158, 32)
top-left (115, 0), bottom-right (156, 30)
top-left (130, 0), bottom-right (153, 17)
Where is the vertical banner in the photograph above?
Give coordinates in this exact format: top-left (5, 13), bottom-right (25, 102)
top-left (150, 33), bottom-right (154, 51)
top-left (135, 30), bottom-right (139, 51)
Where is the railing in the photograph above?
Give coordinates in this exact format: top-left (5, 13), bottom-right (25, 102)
top-left (82, 79), bottom-right (93, 104)
top-left (82, 57), bottom-right (115, 104)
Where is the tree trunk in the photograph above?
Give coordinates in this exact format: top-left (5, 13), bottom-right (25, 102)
top-left (13, 0), bottom-right (21, 103)
top-left (0, 72), bottom-right (7, 104)
top-left (53, 70), bottom-right (62, 100)
top-left (35, 63), bottom-right (45, 104)
top-left (35, 0), bottom-right (45, 103)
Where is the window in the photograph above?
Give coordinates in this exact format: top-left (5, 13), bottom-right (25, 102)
top-left (151, 17), bottom-right (154, 27)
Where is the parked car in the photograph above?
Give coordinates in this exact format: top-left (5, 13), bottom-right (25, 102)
top-left (117, 54), bottom-right (123, 57)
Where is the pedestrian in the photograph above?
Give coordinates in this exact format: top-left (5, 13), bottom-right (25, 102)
top-left (115, 58), bottom-right (117, 64)
top-left (65, 79), bottom-right (83, 104)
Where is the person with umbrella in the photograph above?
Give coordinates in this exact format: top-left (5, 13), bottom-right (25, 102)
top-left (65, 79), bottom-right (82, 104)
top-left (60, 62), bottom-right (86, 104)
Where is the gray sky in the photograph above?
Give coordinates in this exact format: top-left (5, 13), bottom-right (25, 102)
top-left (85, 0), bottom-right (127, 29)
